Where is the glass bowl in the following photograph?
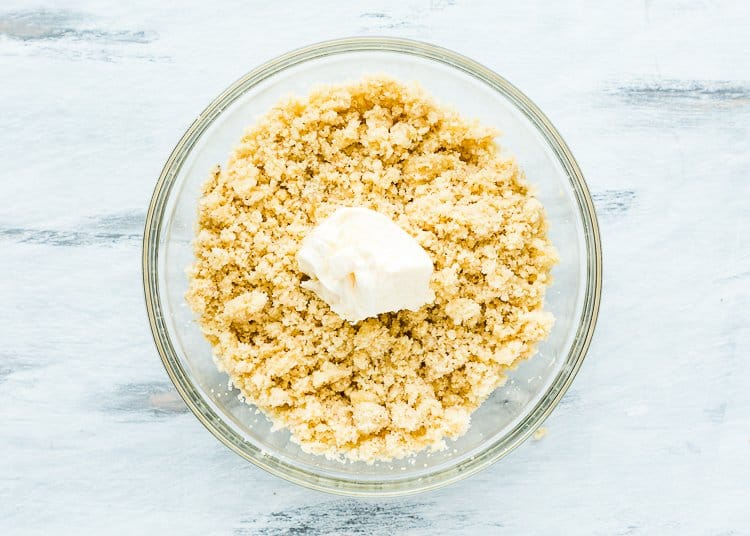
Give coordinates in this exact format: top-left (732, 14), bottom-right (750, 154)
top-left (143, 37), bottom-right (601, 496)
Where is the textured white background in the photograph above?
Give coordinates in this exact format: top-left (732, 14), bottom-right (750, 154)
top-left (1, 1), bottom-right (748, 534)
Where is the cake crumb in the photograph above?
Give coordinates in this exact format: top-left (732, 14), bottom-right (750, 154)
top-left (186, 76), bottom-right (557, 463)
top-left (533, 427), bottom-right (548, 441)
top-left (445, 297), bottom-right (482, 326)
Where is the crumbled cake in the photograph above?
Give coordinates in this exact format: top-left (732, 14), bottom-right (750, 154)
top-left (186, 76), bottom-right (557, 462)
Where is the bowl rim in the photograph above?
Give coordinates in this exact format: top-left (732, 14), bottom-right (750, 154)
top-left (142, 36), bottom-right (602, 497)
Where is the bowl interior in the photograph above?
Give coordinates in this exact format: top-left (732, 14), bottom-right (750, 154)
top-left (154, 46), bottom-right (589, 488)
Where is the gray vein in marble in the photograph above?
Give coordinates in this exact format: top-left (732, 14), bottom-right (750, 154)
top-left (704, 403), bottom-right (727, 424)
top-left (430, 0), bottom-right (457, 8)
top-left (556, 389), bottom-right (581, 408)
top-left (86, 211), bottom-right (145, 233)
top-left (0, 227), bottom-right (139, 246)
top-left (591, 189), bottom-right (637, 217)
top-left (103, 382), bottom-right (188, 418)
top-left (236, 500), bottom-right (486, 536)
top-left (0, 210), bottom-right (145, 247)
top-left (360, 19), bottom-right (426, 32)
top-left (0, 9), bottom-right (156, 44)
top-left (0, 352), bottom-right (35, 385)
top-left (716, 269), bottom-right (750, 283)
top-left (357, 4), bottom-right (433, 33)
top-left (613, 80), bottom-right (750, 105)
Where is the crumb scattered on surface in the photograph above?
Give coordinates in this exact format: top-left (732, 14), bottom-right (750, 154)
top-left (186, 76), bottom-right (557, 462)
top-left (533, 427), bottom-right (548, 441)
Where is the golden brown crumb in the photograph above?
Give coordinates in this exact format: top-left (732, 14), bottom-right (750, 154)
top-left (533, 427), bottom-right (548, 441)
top-left (186, 76), bottom-right (557, 462)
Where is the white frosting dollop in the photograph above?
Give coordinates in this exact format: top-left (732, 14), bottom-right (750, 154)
top-left (296, 207), bottom-right (434, 323)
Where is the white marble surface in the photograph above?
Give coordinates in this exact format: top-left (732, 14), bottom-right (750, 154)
top-left (1, 1), bottom-right (749, 534)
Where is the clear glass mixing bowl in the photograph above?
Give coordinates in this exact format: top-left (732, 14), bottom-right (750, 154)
top-left (143, 37), bottom-right (601, 496)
